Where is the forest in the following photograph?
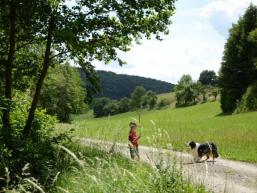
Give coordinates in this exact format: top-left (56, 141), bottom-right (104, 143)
top-left (79, 69), bottom-right (174, 100)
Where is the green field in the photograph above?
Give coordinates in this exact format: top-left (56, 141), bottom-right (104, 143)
top-left (157, 92), bottom-right (176, 106)
top-left (56, 101), bottom-right (257, 163)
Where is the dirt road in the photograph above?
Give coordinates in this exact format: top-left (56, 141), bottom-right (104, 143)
top-left (78, 138), bottom-right (257, 193)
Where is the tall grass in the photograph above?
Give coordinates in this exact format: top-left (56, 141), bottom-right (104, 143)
top-left (55, 144), bottom-right (208, 193)
top-left (56, 101), bottom-right (257, 163)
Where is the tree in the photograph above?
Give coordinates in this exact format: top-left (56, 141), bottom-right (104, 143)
top-left (131, 86), bottom-right (146, 109)
top-left (103, 100), bottom-right (119, 116)
top-left (23, 0), bottom-right (177, 137)
top-left (248, 28), bottom-right (257, 69)
top-left (175, 75), bottom-right (200, 106)
top-left (148, 91), bottom-right (157, 109)
top-left (175, 75), bottom-right (193, 106)
top-left (141, 90), bottom-right (157, 109)
top-left (119, 97), bottom-right (132, 113)
top-left (0, 0), bottom-right (51, 147)
top-left (92, 97), bottom-right (111, 117)
top-left (1, 0), bottom-right (177, 138)
top-left (198, 70), bottom-right (217, 86)
top-left (1, 0), bottom-right (177, 187)
top-left (40, 64), bottom-right (86, 122)
top-left (219, 4), bottom-right (257, 113)
top-left (92, 97), bottom-right (120, 117)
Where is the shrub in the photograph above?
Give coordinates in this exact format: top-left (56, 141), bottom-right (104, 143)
top-left (92, 97), bottom-right (112, 117)
top-left (0, 91), bottom-right (71, 191)
top-left (119, 97), bottom-right (132, 113)
top-left (157, 98), bottom-right (171, 109)
top-left (235, 81), bottom-right (257, 113)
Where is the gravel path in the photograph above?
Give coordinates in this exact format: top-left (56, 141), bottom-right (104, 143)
top-left (78, 138), bottom-right (257, 193)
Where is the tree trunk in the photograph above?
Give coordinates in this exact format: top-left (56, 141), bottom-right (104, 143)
top-left (2, 2), bottom-right (16, 146)
top-left (22, 16), bottom-right (54, 138)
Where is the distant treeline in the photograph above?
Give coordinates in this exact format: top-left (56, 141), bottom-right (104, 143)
top-left (79, 69), bottom-right (174, 100)
top-left (92, 86), bottom-right (160, 117)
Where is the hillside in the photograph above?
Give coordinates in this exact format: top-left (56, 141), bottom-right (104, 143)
top-left (79, 69), bottom-right (174, 99)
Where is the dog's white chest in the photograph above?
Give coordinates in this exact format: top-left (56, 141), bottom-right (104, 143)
top-left (190, 144), bottom-right (200, 162)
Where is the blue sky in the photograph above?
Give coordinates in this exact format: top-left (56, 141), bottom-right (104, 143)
top-left (93, 0), bottom-right (257, 84)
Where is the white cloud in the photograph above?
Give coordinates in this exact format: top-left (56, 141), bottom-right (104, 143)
top-left (202, 0), bottom-right (257, 36)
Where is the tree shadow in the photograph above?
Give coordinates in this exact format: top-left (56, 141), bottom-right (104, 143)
top-left (215, 112), bottom-right (232, 117)
top-left (183, 160), bottom-right (216, 165)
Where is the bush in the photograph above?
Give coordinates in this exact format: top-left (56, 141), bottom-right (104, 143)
top-left (119, 97), bottom-right (132, 113)
top-left (157, 98), bottom-right (171, 109)
top-left (141, 90), bottom-right (157, 109)
top-left (0, 91), bottom-right (71, 191)
top-left (92, 97), bottom-right (111, 117)
top-left (103, 100), bottom-right (120, 115)
top-left (235, 81), bottom-right (257, 113)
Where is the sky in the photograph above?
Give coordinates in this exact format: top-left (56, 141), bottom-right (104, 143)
top-left (93, 0), bottom-right (257, 84)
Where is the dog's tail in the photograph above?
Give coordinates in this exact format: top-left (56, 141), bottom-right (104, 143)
top-left (211, 143), bottom-right (219, 158)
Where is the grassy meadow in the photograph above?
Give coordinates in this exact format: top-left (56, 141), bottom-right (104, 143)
top-left (56, 101), bottom-right (257, 163)
top-left (55, 145), bottom-right (207, 193)
top-left (157, 92), bottom-right (177, 107)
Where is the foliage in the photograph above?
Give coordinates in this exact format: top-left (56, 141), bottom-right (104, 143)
top-left (80, 70), bottom-right (174, 100)
top-left (131, 86), bottom-right (147, 109)
top-left (119, 97), bottom-right (132, 113)
top-left (92, 87), bottom-right (158, 117)
top-left (92, 97), bottom-right (112, 117)
top-left (92, 97), bottom-right (127, 117)
top-left (103, 100), bottom-right (120, 116)
top-left (219, 4), bottom-right (257, 113)
top-left (40, 64), bottom-right (87, 122)
top-left (175, 75), bottom-right (218, 106)
top-left (248, 28), bottom-right (257, 43)
top-left (198, 70), bottom-right (217, 86)
top-left (235, 81), bottom-right (257, 113)
top-left (0, 91), bottom-right (68, 191)
top-left (175, 75), bottom-right (200, 107)
top-left (141, 90), bottom-right (158, 109)
top-left (157, 98), bottom-right (172, 109)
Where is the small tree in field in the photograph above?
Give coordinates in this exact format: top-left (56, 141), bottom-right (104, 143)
top-left (175, 75), bottom-right (202, 106)
top-left (141, 90), bottom-right (157, 109)
top-left (175, 75), bottom-right (193, 106)
top-left (131, 86), bottom-right (146, 109)
top-left (119, 97), bottom-right (132, 113)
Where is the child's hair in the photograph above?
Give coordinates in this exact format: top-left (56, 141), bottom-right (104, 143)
top-left (129, 122), bottom-right (137, 128)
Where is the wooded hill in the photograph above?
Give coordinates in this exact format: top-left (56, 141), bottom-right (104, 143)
top-left (79, 69), bottom-right (174, 100)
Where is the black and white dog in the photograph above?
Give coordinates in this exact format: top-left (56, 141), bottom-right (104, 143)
top-left (186, 141), bottom-right (219, 162)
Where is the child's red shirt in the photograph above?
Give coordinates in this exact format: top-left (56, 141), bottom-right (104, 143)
top-left (128, 128), bottom-right (139, 147)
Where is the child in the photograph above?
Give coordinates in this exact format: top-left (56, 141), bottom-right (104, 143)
top-left (128, 122), bottom-right (140, 160)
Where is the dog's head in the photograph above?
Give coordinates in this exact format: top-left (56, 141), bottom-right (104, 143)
top-left (186, 141), bottom-right (197, 149)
